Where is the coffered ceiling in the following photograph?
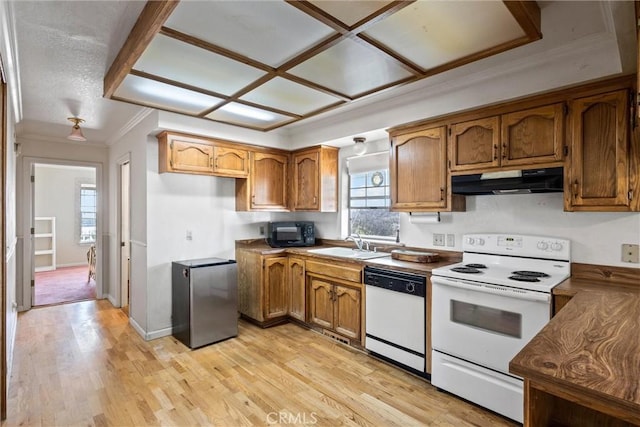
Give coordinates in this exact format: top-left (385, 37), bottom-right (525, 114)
top-left (104, 0), bottom-right (541, 132)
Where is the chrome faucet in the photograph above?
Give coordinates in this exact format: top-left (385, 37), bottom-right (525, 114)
top-left (345, 233), bottom-right (364, 250)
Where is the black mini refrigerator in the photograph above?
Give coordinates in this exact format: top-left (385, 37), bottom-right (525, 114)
top-left (171, 258), bottom-right (238, 348)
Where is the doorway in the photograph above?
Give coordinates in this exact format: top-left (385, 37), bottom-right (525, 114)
top-left (32, 163), bottom-right (97, 306)
top-left (119, 160), bottom-right (130, 315)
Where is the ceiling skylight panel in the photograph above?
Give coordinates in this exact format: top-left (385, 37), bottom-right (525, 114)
top-left (165, 1), bottom-right (336, 67)
top-left (364, 1), bottom-right (526, 70)
top-left (114, 75), bottom-right (223, 115)
top-left (134, 34), bottom-right (266, 96)
top-left (308, 0), bottom-right (396, 27)
top-left (288, 39), bottom-right (414, 97)
top-left (206, 102), bottom-right (294, 129)
top-left (240, 77), bottom-right (343, 115)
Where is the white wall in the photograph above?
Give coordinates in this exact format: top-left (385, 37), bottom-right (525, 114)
top-left (294, 139), bottom-right (640, 269)
top-left (34, 164), bottom-right (95, 266)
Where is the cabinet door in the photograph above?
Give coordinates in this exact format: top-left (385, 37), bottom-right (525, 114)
top-left (333, 285), bottom-right (361, 341)
top-left (292, 150), bottom-right (319, 210)
top-left (213, 146), bottom-right (249, 178)
top-left (170, 140), bottom-right (214, 174)
top-left (567, 90), bottom-right (630, 210)
top-left (288, 257), bottom-right (306, 322)
top-left (250, 152), bottom-right (288, 210)
top-left (263, 257), bottom-right (288, 319)
top-left (308, 277), bottom-right (334, 329)
top-left (390, 126), bottom-right (447, 210)
top-left (501, 103), bottom-right (565, 167)
top-left (449, 116), bottom-right (500, 172)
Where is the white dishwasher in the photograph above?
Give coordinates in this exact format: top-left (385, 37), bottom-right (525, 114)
top-left (364, 266), bottom-right (427, 377)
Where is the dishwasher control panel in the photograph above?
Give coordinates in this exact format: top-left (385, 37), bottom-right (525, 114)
top-left (364, 267), bottom-right (426, 297)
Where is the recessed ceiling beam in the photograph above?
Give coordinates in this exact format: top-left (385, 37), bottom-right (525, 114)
top-left (503, 1), bottom-right (542, 40)
top-left (103, 1), bottom-right (179, 97)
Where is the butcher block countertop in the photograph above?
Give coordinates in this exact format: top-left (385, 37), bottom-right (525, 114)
top-left (510, 264), bottom-right (640, 426)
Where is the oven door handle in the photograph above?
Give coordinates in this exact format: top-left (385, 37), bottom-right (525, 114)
top-left (432, 277), bottom-right (551, 303)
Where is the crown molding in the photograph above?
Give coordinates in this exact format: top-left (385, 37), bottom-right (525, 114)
top-left (105, 107), bottom-right (154, 146)
top-left (0, 0), bottom-right (22, 122)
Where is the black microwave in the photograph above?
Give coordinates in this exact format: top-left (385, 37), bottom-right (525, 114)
top-left (267, 221), bottom-right (315, 248)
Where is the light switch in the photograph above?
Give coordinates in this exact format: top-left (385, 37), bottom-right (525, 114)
top-left (186, 230), bottom-right (193, 241)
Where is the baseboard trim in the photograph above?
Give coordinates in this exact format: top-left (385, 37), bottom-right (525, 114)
top-left (107, 294), bottom-right (119, 307)
top-left (128, 317), bottom-right (172, 341)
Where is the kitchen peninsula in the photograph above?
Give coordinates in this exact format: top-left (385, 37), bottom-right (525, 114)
top-left (510, 270), bottom-right (640, 427)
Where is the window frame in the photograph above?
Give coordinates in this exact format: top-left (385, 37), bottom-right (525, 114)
top-left (78, 183), bottom-right (97, 244)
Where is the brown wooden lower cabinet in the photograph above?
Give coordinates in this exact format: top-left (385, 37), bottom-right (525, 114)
top-left (307, 274), bottom-right (361, 342)
top-left (523, 379), bottom-right (637, 427)
top-left (236, 249), bottom-right (289, 326)
top-left (288, 257), bottom-right (306, 322)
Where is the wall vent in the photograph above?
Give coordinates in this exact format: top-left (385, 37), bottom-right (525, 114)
top-left (322, 330), bottom-right (350, 346)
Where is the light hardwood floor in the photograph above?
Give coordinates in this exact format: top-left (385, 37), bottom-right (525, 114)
top-left (5, 300), bottom-right (518, 426)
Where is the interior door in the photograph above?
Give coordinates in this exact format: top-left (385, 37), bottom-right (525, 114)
top-left (120, 161), bottom-right (130, 313)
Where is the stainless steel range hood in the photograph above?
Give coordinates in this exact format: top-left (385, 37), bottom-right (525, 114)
top-left (451, 167), bottom-right (564, 195)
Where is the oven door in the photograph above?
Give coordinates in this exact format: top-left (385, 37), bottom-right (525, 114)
top-left (431, 276), bottom-right (551, 374)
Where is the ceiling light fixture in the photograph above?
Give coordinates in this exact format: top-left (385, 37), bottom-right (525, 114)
top-left (353, 136), bottom-right (367, 156)
top-left (67, 117), bottom-right (87, 141)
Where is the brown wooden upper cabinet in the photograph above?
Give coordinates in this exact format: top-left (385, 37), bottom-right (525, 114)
top-left (158, 132), bottom-right (215, 175)
top-left (566, 89), bottom-right (634, 211)
top-left (390, 126), bottom-right (465, 212)
top-left (290, 146), bottom-right (338, 212)
top-left (236, 151), bottom-right (289, 211)
top-left (449, 104), bottom-right (564, 173)
top-left (212, 146), bottom-right (249, 178)
top-left (158, 131), bottom-right (249, 178)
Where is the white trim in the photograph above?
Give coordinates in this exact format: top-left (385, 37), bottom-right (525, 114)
top-left (146, 327), bottom-right (173, 341)
top-left (106, 108), bottom-right (154, 146)
top-left (129, 317), bottom-right (146, 339)
top-left (0, 0), bottom-right (22, 121)
top-left (130, 240), bottom-right (147, 247)
top-left (5, 237), bottom-right (17, 263)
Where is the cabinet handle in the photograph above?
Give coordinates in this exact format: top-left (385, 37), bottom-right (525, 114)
top-left (502, 143), bottom-right (507, 159)
top-left (440, 187), bottom-right (444, 201)
top-left (493, 144), bottom-right (498, 161)
top-left (329, 289), bottom-right (334, 301)
top-left (572, 180), bottom-right (579, 198)
top-left (313, 196), bottom-right (317, 204)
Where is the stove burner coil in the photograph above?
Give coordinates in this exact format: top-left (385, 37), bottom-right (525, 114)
top-left (511, 270), bottom-right (550, 278)
top-left (465, 263), bottom-right (487, 269)
top-left (451, 267), bottom-right (482, 274)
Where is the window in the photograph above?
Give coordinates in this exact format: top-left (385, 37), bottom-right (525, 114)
top-left (348, 153), bottom-right (399, 240)
top-left (79, 184), bottom-right (96, 243)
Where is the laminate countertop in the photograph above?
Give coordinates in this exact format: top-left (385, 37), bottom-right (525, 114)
top-left (509, 284), bottom-right (640, 424)
top-left (235, 240), bottom-right (461, 275)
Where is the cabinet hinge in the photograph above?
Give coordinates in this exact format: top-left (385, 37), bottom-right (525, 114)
top-left (563, 146), bottom-right (569, 156)
top-left (629, 190), bottom-right (633, 201)
top-left (448, 160), bottom-right (451, 169)
top-left (448, 128), bottom-right (451, 136)
top-left (563, 104), bottom-right (568, 116)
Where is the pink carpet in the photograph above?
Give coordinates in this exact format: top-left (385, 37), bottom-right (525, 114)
top-left (34, 265), bottom-right (96, 306)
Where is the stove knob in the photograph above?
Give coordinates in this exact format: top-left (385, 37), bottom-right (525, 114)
top-left (477, 238), bottom-right (485, 246)
top-left (406, 282), bottom-right (415, 293)
top-left (551, 242), bottom-right (563, 251)
top-left (466, 237), bottom-right (475, 245)
top-left (537, 241), bottom-right (549, 250)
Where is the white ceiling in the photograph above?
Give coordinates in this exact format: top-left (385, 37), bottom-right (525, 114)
top-left (4, 1), bottom-right (637, 148)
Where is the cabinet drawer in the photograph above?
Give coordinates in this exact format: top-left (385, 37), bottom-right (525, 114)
top-left (305, 260), bottom-right (362, 283)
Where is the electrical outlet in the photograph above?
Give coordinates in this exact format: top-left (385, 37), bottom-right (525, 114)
top-left (186, 230), bottom-right (192, 241)
top-left (259, 226), bottom-right (265, 235)
top-left (622, 244), bottom-right (639, 263)
top-left (446, 234), bottom-right (455, 247)
top-left (433, 233), bottom-right (445, 246)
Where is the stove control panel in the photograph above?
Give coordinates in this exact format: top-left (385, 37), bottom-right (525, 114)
top-left (463, 233), bottom-right (570, 261)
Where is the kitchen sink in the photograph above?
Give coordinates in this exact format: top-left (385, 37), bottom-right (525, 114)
top-left (307, 247), bottom-right (389, 260)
